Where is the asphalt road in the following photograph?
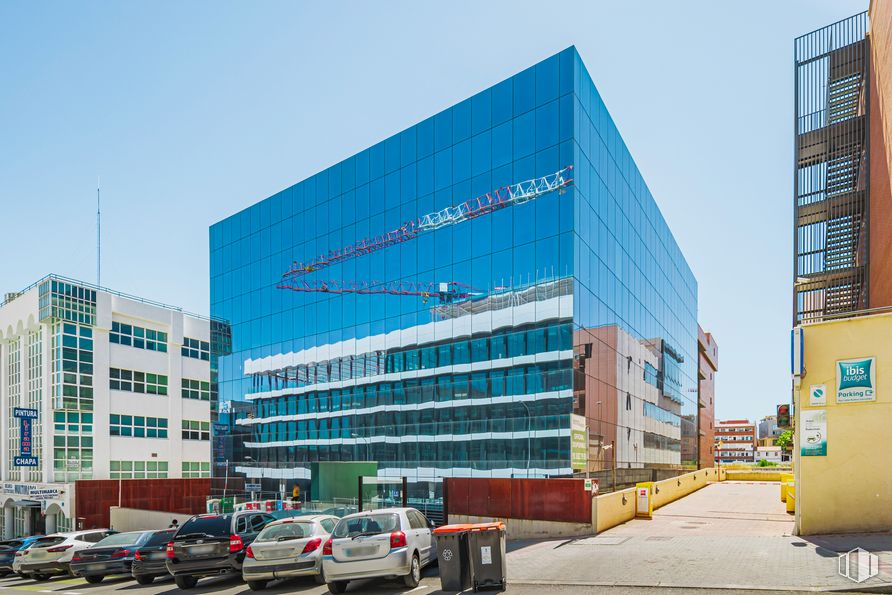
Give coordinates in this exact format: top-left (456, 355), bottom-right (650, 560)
top-left (0, 573), bottom-right (852, 595)
top-left (0, 573), bottom-right (850, 595)
top-left (0, 570), bottom-right (446, 595)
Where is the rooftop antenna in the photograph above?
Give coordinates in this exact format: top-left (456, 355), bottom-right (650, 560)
top-left (96, 176), bottom-right (101, 286)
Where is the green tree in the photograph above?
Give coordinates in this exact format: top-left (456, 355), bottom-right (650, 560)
top-left (776, 429), bottom-right (794, 451)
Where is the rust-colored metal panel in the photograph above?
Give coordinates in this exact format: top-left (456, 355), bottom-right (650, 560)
top-left (446, 477), bottom-right (589, 524)
top-left (511, 479), bottom-right (583, 523)
top-left (75, 479), bottom-right (213, 530)
top-left (446, 478), bottom-right (471, 514)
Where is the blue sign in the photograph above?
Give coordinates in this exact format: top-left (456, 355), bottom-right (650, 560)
top-left (837, 357), bottom-right (877, 403)
top-left (14, 408), bottom-right (38, 467)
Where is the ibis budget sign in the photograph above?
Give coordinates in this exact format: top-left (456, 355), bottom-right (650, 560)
top-left (836, 357), bottom-right (876, 403)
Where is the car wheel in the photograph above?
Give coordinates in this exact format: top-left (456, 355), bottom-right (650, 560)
top-left (135, 575), bottom-right (154, 585)
top-left (174, 575), bottom-right (199, 589)
top-left (85, 576), bottom-right (103, 584)
top-left (247, 580), bottom-right (267, 591)
top-left (403, 553), bottom-right (420, 588)
top-left (314, 567), bottom-right (325, 585)
top-left (327, 580), bottom-right (348, 594)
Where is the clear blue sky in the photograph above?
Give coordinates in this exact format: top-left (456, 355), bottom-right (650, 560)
top-left (0, 1), bottom-right (868, 422)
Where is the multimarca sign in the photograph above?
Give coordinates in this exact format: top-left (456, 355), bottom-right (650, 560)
top-left (836, 357), bottom-right (876, 403)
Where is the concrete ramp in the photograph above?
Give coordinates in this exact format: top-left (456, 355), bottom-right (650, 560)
top-left (507, 482), bottom-right (892, 591)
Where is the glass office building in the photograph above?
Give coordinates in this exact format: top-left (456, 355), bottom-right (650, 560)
top-left (210, 47), bottom-right (699, 495)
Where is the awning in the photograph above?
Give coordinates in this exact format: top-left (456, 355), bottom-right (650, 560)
top-left (11, 500), bottom-right (40, 508)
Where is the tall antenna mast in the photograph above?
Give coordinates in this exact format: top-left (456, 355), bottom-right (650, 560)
top-left (97, 177), bottom-right (101, 286)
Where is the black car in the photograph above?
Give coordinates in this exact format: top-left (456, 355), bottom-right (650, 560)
top-left (131, 528), bottom-right (177, 585)
top-left (70, 530), bottom-right (156, 583)
top-left (165, 511), bottom-right (274, 589)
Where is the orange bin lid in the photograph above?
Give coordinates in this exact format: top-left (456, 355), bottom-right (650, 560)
top-left (468, 522), bottom-right (505, 532)
top-left (433, 523), bottom-right (476, 534)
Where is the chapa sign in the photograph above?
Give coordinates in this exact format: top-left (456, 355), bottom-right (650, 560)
top-left (836, 357), bottom-right (876, 403)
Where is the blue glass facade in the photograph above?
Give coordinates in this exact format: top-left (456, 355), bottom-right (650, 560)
top-left (210, 47), bottom-right (698, 490)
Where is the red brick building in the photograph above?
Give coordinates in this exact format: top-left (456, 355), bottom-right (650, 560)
top-left (697, 327), bottom-right (718, 468)
top-left (714, 420), bottom-right (755, 464)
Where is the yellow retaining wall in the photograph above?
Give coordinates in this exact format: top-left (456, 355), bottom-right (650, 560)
top-left (595, 487), bottom-right (636, 533)
top-left (652, 468), bottom-right (717, 509)
top-left (724, 470), bottom-right (784, 482)
top-left (721, 463), bottom-right (792, 471)
top-left (594, 468), bottom-right (723, 533)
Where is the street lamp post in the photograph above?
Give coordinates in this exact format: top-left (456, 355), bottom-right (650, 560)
top-left (602, 442), bottom-right (616, 492)
top-left (244, 456), bottom-right (257, 500)
top-left (519, 402), bottom-right (531, 477)
top-left (351, 433), bottom-right (370, 461)
top-left (223, 460), bottom-right (229, 498)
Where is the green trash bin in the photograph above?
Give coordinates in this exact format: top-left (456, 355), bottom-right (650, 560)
top-left (467, 522), bottom-right (506, 591)
top-left (433, 524), bottom-right (472, 591)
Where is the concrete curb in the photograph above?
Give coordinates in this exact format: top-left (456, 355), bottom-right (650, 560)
top-left (510, 579), bottom-right (892, 593)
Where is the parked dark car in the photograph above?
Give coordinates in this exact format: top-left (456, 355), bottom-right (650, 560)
top-left (70, 530), bottom-right (156, 583)
top-left (165, 512), bottom-right (275, 589)
top-left (131, 528), bottom-right (177, 585)
top-left (0, 537), bottom-right (42, 576)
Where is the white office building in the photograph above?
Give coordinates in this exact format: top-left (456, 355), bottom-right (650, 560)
top-left (0, 275), bottom-right (221, 537)
top-left (758, 415), bottom-right (783, 440)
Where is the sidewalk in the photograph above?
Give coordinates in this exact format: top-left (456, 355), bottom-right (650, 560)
top-left (505, 482), bottom-right (892, 592)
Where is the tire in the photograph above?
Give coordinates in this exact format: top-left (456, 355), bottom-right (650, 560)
top-left (327, 580), bottom-right (348, 594)
top-left (314, 567), bottom-right (325, 585)
top-left (32, 574), bottom-right (49, 582)
top-left (84, 575), bottom-right (103, 584)
top-left (403, 553), bottom-right (420, 588)
top-left (174, 575), bottom-right (199, 589)
top-left (247, 580), bottom-right (267, 591)
top-left (135, 576), bottom-right (154, 585)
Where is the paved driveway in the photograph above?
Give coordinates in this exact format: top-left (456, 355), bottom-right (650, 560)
top-left (507, 481), bottom-right (892, 592)
top-left (607, 480), bottom-right (794, 537)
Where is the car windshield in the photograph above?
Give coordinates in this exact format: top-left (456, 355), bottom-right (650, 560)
top-left (32, 536), bottom-right (65, 548)
top-left (177, 516), bottom-right (231, 538)
top-left (144, 530), bottom-right (177, 547)
top-left (256, 522), bottom-right (313, 542)
top-left (95, 532), bottom-right (145, 547)
top-left (332, 514), bottom-right (399, 538)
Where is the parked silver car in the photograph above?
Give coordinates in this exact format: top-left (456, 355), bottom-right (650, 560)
top-left (242, 514), bottom-right (339, 590)
top-left (321, 508), bottom-right (436, 594)
top-left (14, 530), bottom-right (115, 581)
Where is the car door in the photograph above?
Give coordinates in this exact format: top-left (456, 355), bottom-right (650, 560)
top-left (407, 510), bottom-right (433, 564)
